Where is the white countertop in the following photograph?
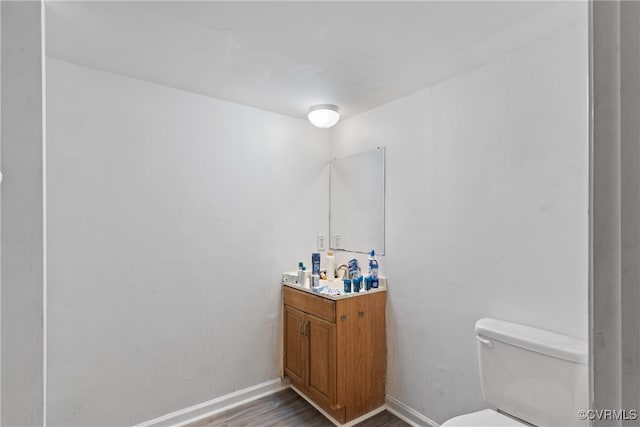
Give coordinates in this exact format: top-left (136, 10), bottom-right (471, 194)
top-left (283, 277), bottom-right (387, 300)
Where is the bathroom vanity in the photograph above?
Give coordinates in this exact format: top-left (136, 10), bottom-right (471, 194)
top-left (283, 283), bottom-right (386, 424)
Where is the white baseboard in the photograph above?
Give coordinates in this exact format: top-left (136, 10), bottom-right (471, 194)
top-left (385, 394), bottom-right (440, 427)
top-left (134, 378), bottom-right (288, 427)
top-left (134, 379), bottom-right (440, 427)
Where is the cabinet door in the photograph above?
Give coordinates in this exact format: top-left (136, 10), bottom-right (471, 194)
top-left (306, 314), bottom-right (337, 408)
top-left (284, 305), bottom-right (306, 386)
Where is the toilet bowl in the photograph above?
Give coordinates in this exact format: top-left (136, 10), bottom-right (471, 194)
top-left (442, 318), bottom-right (588, 427)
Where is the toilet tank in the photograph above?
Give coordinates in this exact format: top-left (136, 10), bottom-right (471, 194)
top-left (475, 318), bottom-right (588, 427)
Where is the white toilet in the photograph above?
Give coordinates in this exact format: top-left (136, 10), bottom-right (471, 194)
top-left (442, 318), bottom-right (588, 427)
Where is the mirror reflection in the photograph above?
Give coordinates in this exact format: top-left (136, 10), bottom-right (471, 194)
top-left (330, 147), bottom-right (385, 254)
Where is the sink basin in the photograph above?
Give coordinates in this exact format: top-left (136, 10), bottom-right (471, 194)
top-left (309, 279), bottom-right (343, 295)
top-left (319, 279), bottom-right (343, 289)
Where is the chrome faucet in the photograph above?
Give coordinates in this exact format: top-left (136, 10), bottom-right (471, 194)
top-left (336, 264), bottom-right (349, 280)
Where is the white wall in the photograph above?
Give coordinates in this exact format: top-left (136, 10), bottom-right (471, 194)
top-left (46, 58), bottom-right (329, 426)
top-left (330, 10), bottom-right (588, 424)
top-left (1, 2), bottom-right (45, 425)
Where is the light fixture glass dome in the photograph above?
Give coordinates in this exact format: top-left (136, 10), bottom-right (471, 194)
top-left (308, 104), bottom-right (340, 128)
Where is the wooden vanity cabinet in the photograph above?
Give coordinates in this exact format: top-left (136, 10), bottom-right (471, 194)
top-left (283, 286), bottom-right (386, 424)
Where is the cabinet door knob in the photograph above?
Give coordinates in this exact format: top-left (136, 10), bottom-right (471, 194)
top-left (340, 315), bottom-right (347, 321)
top-left (358, 311), bottom-right (365, 318)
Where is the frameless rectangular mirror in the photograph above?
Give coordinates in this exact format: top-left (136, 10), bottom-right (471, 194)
top-left (329, 147), bottom-right (385, 254)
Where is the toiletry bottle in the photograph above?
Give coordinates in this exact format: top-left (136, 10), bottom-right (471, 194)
top-left (312, 253), bottom-right (321, 275)
top-left (297, 261), bottom-right (304, 285)
top-left (344, 278), bottom-right (352, 293)
top-left (326, 251), bottom-right (335, 280)
top-left (353, 275), bottom-right (362, 293)
top-left (348, 258), bottom-right (359, 280)
top-left (310, 274), bottom-right (320, 288)
top-left (368, 250), bottom-right (379, 288)
top-left (302, 266), bottom-right (307, 288)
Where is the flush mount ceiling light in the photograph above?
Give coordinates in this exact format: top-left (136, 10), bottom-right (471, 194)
top-left (308, 104), bottom-right (340, 128)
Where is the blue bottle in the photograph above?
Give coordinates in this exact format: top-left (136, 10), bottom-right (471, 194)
top-left (348, 258), bottom-right (359, 280)
top-left (344, 278), bottom-right (352, 293)
top-left (353, 276), bottom-right (362, 293)
top-left (365, 276), bottom-right (372, 291)
top-left (312, 253), bottom-right (321, 275)
top-left (368, 250), bottom-right (379, 288)
top-left (353, 276), bottom-right (362, 292)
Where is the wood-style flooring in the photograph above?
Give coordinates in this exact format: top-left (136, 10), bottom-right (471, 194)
top-left (185, 388), bottom-right (410, 427)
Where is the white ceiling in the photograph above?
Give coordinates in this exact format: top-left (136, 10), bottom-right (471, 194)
top-left (45, 1), bottom-right (585, 120)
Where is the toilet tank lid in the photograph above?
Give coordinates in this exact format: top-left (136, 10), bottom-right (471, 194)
top-left (475, 318), bottom-right (587, 364)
